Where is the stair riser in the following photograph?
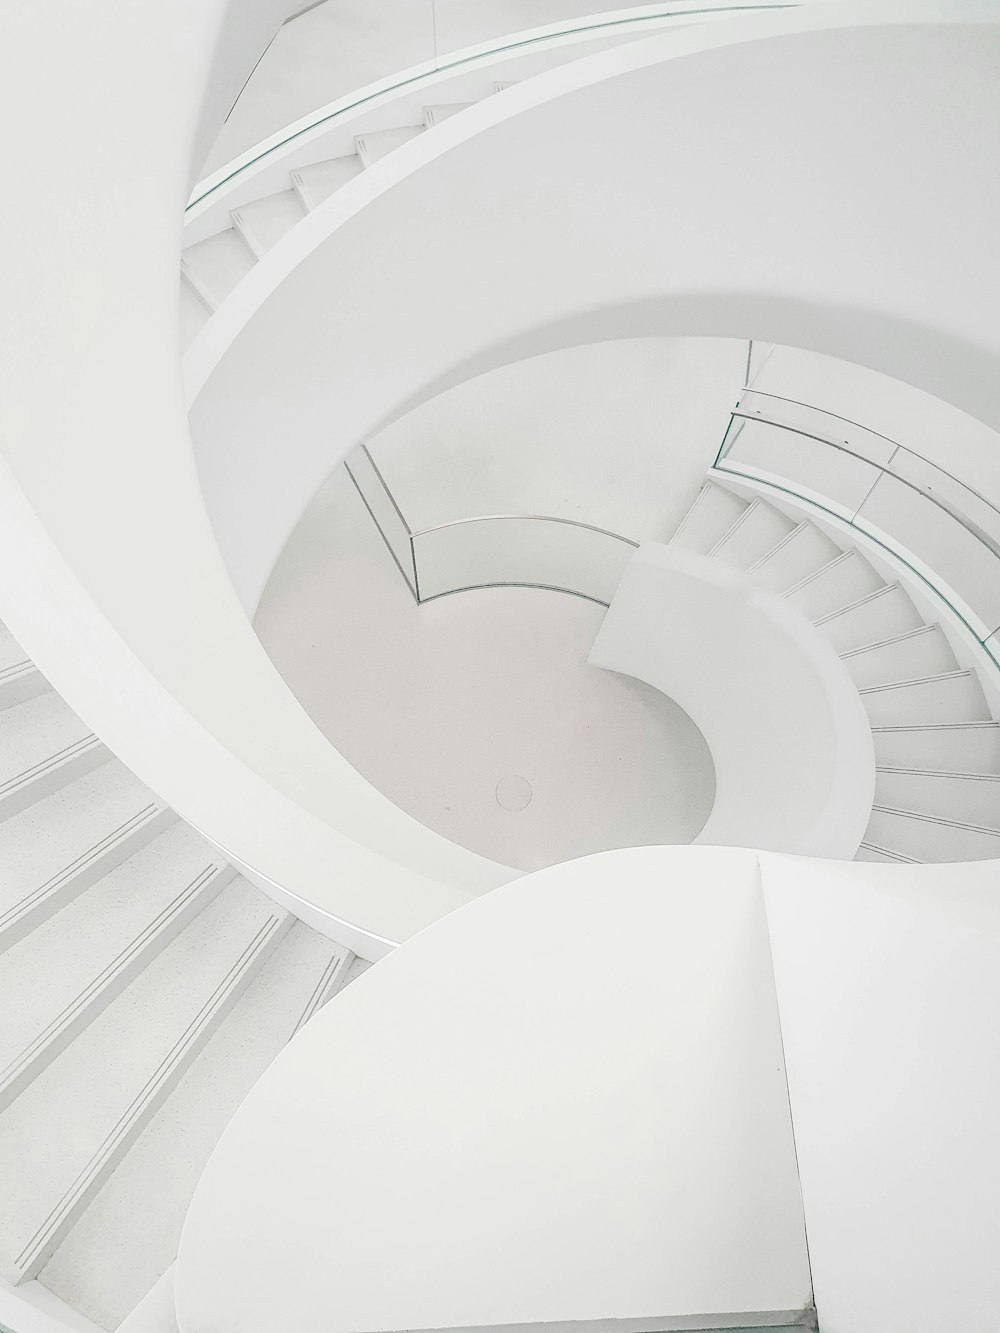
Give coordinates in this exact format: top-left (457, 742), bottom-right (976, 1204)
top-left (0, 668), bottom-right (50, 712)
top-left (7, 911), bottom-right (293, 1283)
top-left (0, 807), bottom-right (177, 957)
top-left (0, 740), bottom-right (109, 827)
top-left (0, 866), bottom-right (236, 1115)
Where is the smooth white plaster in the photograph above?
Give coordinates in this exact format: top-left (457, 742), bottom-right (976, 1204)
top-left (255, 467), bottom-right (716, 869)
top-left (588, 543), bottom-right (875, 857)
top-left (364, 336), bottom-right (744, 540)
top-left (188, 5), bottom-right (1000, 626)
top-left (760, 852), bottom-right (1000, 1333)
top-left (175, 845), bottom-right (812, 1333)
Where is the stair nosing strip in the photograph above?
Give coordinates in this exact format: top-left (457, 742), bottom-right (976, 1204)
top-left (0, 864), bottom-right (225, 1094)
top-left (857, 840), bottom-right (920, 864)
top-left (0, 734), bottom-right (103, 798)
top-left (859, 669), bottom-right (972, 695)
top-left (869, 804), bottom-right (1000, 836)
top-left (812, 580), bottom-right (904, 626)
top-left (839, 623), bottom-right (943, 660)
top-left (0, 803), bottom-right (164, 933)
top-left (876, 765), bottom-right (1000, 782)
top-left (15, 911), bottom-right (287, 1274)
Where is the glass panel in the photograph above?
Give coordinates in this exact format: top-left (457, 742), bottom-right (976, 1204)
top-left (411, 516), bottom-right (636, 604)
top-left (737, 388), bottom-right (898, 467)
top-left (721, 416), bottom-right (882, 516)
top-left (343, 447), bottom-right (417, 595)
top-left (856, 473), bottom-right (1000, 636)
top-left (890, 448), bottom-right (1000, 552)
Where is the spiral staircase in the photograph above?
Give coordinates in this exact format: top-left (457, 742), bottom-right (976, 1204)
top-left (2, 2), bottom-right (1000, 1332)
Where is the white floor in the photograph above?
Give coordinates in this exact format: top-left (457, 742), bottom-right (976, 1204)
top-left (255, 468), bottom-right (715, 871)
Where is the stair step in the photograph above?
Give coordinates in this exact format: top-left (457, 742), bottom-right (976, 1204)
top-left (783, 550), bottom-right (884, 620)
top-left (230, 189), bottom-right (305, 258)
top-left (290, 153), bottom-right (363, 211)
top-left (708, 498), bottom-right (796, 570)
top-left (0, 623), bottom-right (48, 710)
top-left (424, 102), bottom-right (475, 127)
top-left (669, 482), bottom-right (747, 555)
top-left (839, 625), bottom-right (957, 689)
top-left (180, 229), bottom-right (256, 311)
top-left (0, 693), bottom-right (108, 824)
top-left (179, 275), bottom-right (212, 348)
top-left (855, 842), bottom-right (918, 864)
top-left (813, 583), bottom-right (924, 653)
top-left (747, 522), bottom-right (843, 594)
top-left (355, 124), bottom-right (424, 169)
top-left (864, 804), bottom-right (1000, 862)
top-left (38, 923), bottom-right (348, 1330)
top-left (875, 768), bottom-right (1000, 829)
top-left (0, 762), bottom-right (175, 955)
top-left (860, 670), bottom-right (990, 726)
top-left (871, 722), bottom-right (1000, 774)
top-left (0, 823), bottom-right (235, 1113)
top-left (0, 881), bottom-right (290, 1283)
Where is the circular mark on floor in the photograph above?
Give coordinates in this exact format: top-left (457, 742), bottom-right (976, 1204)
top-left (496, 774), bottom-right (533, 812)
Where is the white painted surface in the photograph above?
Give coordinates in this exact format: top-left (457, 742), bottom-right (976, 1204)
top-left (761, 853), bottom-right (1000, 1333)
top-left (256, 471), bottom-right (715, 870)
top-left (365, 337), bottom-right (741, 541)
top-left (176, 846), bottom-right (812, 1333)
top-left (203, 0), bottom-right (801, 174)
top-left (588, 544), bottom-right (875, 857)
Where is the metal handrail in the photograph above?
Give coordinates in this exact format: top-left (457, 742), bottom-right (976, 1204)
top-left (725, 407), bottom-right (1000, 562)
top-left (188, 1), bottom-right (799, 213)
top-left (737, 387), bottom-right (1000, 523)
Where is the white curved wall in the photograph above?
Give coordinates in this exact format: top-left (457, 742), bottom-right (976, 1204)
top-left (187, 2), bottom-right (1000, 618)
top-left (588, 544), bottom-right (875, 857)
top-left (0, 0), bottom-right (510, 961)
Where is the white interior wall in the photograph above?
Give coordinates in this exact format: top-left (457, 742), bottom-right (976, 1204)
top-left (366, 337), bottom-right (744, 538)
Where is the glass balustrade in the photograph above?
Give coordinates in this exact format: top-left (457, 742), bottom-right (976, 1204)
top-left (716, 386), bottom-right (1000, 656)
top-left (344, 445), bottom-right (636, 606)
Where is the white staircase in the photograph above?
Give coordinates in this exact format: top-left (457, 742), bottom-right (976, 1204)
top-left (0, 624), bottom-right (371, 1330)
top-left (670, 480), bottom-right (1000, 862)
top-left (179, 88), bottom-right (509, 347)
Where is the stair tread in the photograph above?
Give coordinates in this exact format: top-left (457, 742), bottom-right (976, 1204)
top-left (0, 881), bottom-right (283, 1278)
top-left (0, 823), bottom-right (229, 1081)
top-left (355, 124), bottom-right (424, 168)
top-left (0, 763), bottom-right (166, 930)
top-left (865, 805), bottom-right (1000, 863)
top-left (40, 923), bottom-right (350, 1331)
top-left (875, 769), bottom-right (1000, 829)
top-left (0, 693), bottom-right (92, 789)
top-left (813, 582), bottom-right (923, 652)
top-left (180, 230), bottom-right (256, 310)
top-left (292, 153), bottom-right (363, 209)
top-left (669, 482), bottom-right (747, 554)
top-left (709, 498), bottom-right (796, 569)
top-left (232, 189), bottom-right (305, 255)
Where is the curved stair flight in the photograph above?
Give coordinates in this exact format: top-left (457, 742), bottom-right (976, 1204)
top-left (0, 620), bottom-right (370, 1329)
top-left (669, 480), bottom-right (1000, 863)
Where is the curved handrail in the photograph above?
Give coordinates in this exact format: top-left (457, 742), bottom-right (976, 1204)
top-left (715, 393), bottom-right (1000, 659)
top-left (345, 445), bottom-right (638, 606)
top-left (186, 1), bottom-right (800, 215)
top-left (738, 386), bottom-right (1000, 525)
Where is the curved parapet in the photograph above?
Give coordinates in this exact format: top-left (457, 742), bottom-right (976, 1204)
top-left (588, 543), bottom-right (875, 857)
